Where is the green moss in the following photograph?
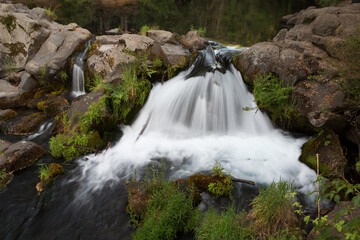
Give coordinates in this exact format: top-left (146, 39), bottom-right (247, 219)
top-left (0, 15), bottom-right (16, 34)
top-left (3, 43), bottom-right (26, 57)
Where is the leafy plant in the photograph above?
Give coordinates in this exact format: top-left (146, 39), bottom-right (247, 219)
top-left (60, 71), bottom-right (68, 82)
top-left (128, 162), bottom-right (199, 240)
top-left (249, 180), bottom-right (300, 238)
top-left (253, 73), bottom-right (297, 128)
top-left (195, 207), bottom-right (255, 240)
top-left (140, 25), bottom-right (150, 35)
top-left (0, 168), bottom-right (6, 180)
top-left (44, 7), bottom-right (58, 21)
top-left (207, 161), bottom-right (234, 198)
top-left (190, 24), bottom-right (206, 37)
top-left (306, 177), bottom-right (360, 240)
top-left (38, 164), bottom-right (52, 182)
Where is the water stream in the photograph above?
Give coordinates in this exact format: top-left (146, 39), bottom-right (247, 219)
top-left (71, 40), bottom-right (92, 97)
top-left (0, 44), bottom-right (317, 240)
top-left (74, 45), bottom-right (316, 198)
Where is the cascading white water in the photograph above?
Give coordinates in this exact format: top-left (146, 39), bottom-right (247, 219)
top-left (74, 45), bottom-right (317, 197)
top-left (26, 121), bottom-right (54, 140)
top-left (72, 40), bottom-right (91, 97)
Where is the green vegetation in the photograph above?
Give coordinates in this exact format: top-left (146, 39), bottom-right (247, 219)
top-left (207, 161), bottom-right (234, 199)
top-left (102, 66), bottom-right (151, 124)
top-left (250, 180), bottom-right (300, 238)
top-left (305, 177), bottom-right (360, 240)
top-left (55, 0), bottom-right (94, 27)
top-left (0, 168), bottom-right (6, 180)
top-left (195, 207), bottom-right (254, 240)
top-left (253, 73), bottom-right (297, 128)
top-left (60, 71), bottom-right (68, 82)
top-left (127, 164), bottom-right (199, 240)
top-left (38, 164), bottom-right (52, 182)
top-left (319, 0), bottom-right (339, 7)
top-left (0, 15), bottom-right (16, 33)
top-left (44, 7), bottom-right (58, 21)
top-left (190, 24), bottom-right (206, 37)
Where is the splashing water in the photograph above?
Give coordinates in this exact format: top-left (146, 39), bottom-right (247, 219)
top-left (74, 46), bottom-right (317, 198)
top-left (72, 40), bottom-right (92, 97)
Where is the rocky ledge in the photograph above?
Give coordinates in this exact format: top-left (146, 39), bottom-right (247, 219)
top-left (235, 1), bottom-right (360, 182)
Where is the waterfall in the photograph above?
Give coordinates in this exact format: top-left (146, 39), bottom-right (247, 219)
top-left (26, 120), bottom-right (54, 140)
top-left (71, 40), bottom-right (91, 97)
top-left (74, 45), bottom-right (317, 197)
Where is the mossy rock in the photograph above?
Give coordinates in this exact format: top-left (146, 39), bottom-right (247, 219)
top-left (0, 172), bottom-right (13, 190)
top-left (126, 181), bottom-right (150, 216)
top-left (0, 15), bottom-right (17, 34)
top-left (299, 129), bottom-right (347, 179)
top-left (9, 112), bottom-right (47, 135)
top-left (36, 163), bottom-right (64, 193)
top-left (0, 109), bottom-right (17, 121)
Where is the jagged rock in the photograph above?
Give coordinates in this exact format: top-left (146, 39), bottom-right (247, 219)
top-left (119, 33), bottom-right (159, 53)
top-left (0, 79), bottom-right (21, 109)
top-left (179, 31), bottom-right (207, 50)
top-left (0, 140), bottom-right (46, 172)
top-left (0, 4), bottom-right (50, 78)
top-left (299, 129), bottom-right (347, 179)
top-left (146, 30), bottom-right (177, 45)
top-left (161, 43), bottom-right (190, 67)
top-left (87, 36), bottom-right (136, 81)
top-left (235, 2), bottom-right (360, 133)
top-left (18, 71), bottom-right (38, 93)
top-left (25, 24), bottom-right (91, 82)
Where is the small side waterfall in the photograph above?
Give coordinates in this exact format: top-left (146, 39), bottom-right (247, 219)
top-left (71, 40), bottom-right (91, 97)
top-left (74, 45), bottom-right (317, 197)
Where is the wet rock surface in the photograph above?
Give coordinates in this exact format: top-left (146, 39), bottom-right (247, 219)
top-left (0, 140), bottom-right (45, 172)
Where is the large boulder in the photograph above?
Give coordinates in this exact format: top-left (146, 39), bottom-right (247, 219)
top-left (5, 111), bottom-right (47, 135)
top-left (160, 43), bottom-right (190, 67)
top-left (179, 31), bottom-right (207, 50)
top-left (146, 30), bottom-right (177, 45)
top-left (25, 24), bottom-right (91, 82)
top-left (0, 140), bottom-right (46, 172)
top-left (299, 129), bottom-right (347, 179)
top-left (0, 138), bottom-right (12, 153)
top-left (87, 35), bottom-right (136, 81)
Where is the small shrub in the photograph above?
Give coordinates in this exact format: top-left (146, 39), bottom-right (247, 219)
top-left (44, 7), bottom-right (58, 21)
top-left (140, 25), bottom-right (150, 35)
top-left (253, 73), bottom-right (297, 128)
top-left (207, 161), bottom-right (234, 199)
top-left (195, 207), bottom-right (255, 240)
top-left (38, 164), bottom-right (52, 182)
top-left (190, 24), bottom-right (206, 37)
top-left (250, 180), bottom-right (300, 238)
top-left (60, 71), bottom-right (68, 82)
top-left (128, 163), bottom-right (199, 240)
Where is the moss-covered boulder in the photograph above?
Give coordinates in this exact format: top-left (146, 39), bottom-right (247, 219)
top-left (0, 109), bottom-right (17, 121)
top-left (7, 112), bottom-right (47, 135)
top-left (36, 163), bottom-right (64, 193)
top-left (0, 140), bottom-right (46, 172)
top-left (37, 94), bottom-right (70, 118)
top-left (299, 129), bottom-right (347, 179)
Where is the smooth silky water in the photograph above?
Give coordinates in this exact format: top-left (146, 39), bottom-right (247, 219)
top-left (0, 44), bottom-right (317, 240)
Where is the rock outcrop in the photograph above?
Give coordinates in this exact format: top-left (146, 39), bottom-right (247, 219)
top-left (235, 2), bottom-right (360, 134)
top-left (0, 140), bottom-right (46, 172)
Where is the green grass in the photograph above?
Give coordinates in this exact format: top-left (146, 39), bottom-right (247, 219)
top-left (0, 15), bottom-right (16, 33)
top-left (38, 164), bottom-right (52, 182)
top-left (195, 207), bottom-right (255, 240)
top-left (249, 180), bottom-right (300, 238)
top-left (190, 24), bottom-right (206, 37)
top-left (129, 177), bottom-right (199, 240)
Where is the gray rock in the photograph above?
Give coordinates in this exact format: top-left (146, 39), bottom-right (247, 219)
top-left (0, 138), bottom-right (12, 153)
top-left (119, 33), bottom-right (156, 52)
top-left (0, 79), bottom-right (21, 109)
top-left (146, 30), bottom-right (177, 45)
top-left (18, 72), bottom-right (38, 93)
top-left (161, 43), bottom-right (190, 66)
top-left (179, 31), bottom-right (207, 50)
top-left (0, 140), bottom-right (46, 172)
